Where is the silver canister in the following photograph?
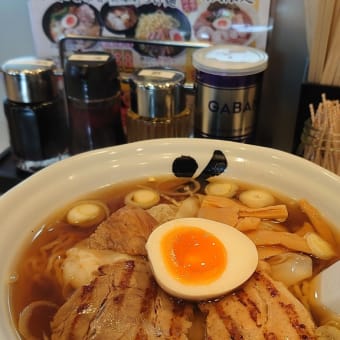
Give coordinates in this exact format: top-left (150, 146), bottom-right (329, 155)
top-left (192, 45), bottom-right (268, 143)
top-left (2, 57), bottom-right (58, 103)
top-left (126, 67), bottom-right (192, 142)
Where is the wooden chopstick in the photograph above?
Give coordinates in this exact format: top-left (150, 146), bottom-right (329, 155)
top-left (304, 0), bottom-right (318, 57)
top-left (303, 96), bottom-right (340, 175)
top-left (307, 0), bottom-right (336, 83)
top-left (320, 1), bottom-right (340, 86)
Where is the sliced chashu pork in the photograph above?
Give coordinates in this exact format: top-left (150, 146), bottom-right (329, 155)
top-left (88, 205), bottom-right (158, 255)
top-left (51, 258), bottom-right (194, 340)
top-left (51, 206), bottom-right (194, 339)
top-left (199, 267), bottom-right (316, 340)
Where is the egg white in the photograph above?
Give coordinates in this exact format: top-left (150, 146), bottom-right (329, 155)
top-left (146, 217), bottom-right (258, 301)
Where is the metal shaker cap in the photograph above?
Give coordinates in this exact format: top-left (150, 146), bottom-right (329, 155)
top-left (129, 68), bottom-right (186, 119)
top-left (1, 57), bottom-right (58, 103)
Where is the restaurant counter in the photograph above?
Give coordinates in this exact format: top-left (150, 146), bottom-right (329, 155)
top-left (0, 148), bottom-right (29, 194)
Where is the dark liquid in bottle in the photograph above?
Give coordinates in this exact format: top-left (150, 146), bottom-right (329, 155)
top-left (68, 94), bottom-right (126, 154)
top-left (4, 99), bottom-right (68, 160)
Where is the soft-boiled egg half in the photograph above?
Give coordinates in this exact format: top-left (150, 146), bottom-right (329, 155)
top-left (146, 217), bottom-right (258, 301)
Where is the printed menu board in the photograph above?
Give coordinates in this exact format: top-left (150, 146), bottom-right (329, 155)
top-left (28, 0), bottom-right (272, 68)
top-left (28, 0), bottom-right (272, 134)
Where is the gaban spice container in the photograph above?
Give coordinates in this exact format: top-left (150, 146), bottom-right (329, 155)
top-left (192, 44), bottom-right (268, 143)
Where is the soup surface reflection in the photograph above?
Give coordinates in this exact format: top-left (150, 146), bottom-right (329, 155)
top-left (9, 176), bottom-right (340, 339)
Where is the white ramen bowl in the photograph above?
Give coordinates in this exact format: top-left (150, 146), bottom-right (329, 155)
top-left (0, 138), bottom-right (339, 338)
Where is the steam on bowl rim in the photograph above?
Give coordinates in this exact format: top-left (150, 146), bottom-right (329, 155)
top-left (0, 138), bottom-right (339, 339)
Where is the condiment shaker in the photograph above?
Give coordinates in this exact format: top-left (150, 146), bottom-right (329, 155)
top-left (2, 57), bottom-right (68, 173)
top-left (192, 44), bottom-right (268, 143)
top-left (64, 51), bottom-right (126, 155)
top-left (126, 67), bottom-right (192, 142)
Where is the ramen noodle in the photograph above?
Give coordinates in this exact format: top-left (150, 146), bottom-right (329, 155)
top-left (135, 10), bottom-right (180, 40)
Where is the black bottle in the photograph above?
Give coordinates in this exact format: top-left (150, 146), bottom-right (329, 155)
top-left (64, 51), bottom-right (126, 155)
top-left (2, 57), bottom-right (68, 173)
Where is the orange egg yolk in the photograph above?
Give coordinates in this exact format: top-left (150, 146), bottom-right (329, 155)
top-left (161, 226), bottom-right (227, 285)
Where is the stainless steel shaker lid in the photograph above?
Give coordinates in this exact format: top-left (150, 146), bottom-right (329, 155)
top-left (1, 57), bottom-right (58, 103)
top-left (129, 68), bottom-right (186, 119)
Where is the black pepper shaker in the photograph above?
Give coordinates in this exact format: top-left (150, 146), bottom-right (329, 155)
top-left (2, 57), bottom-right (68, 173)
top-left (64, 51), bottom-right (126, 155)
